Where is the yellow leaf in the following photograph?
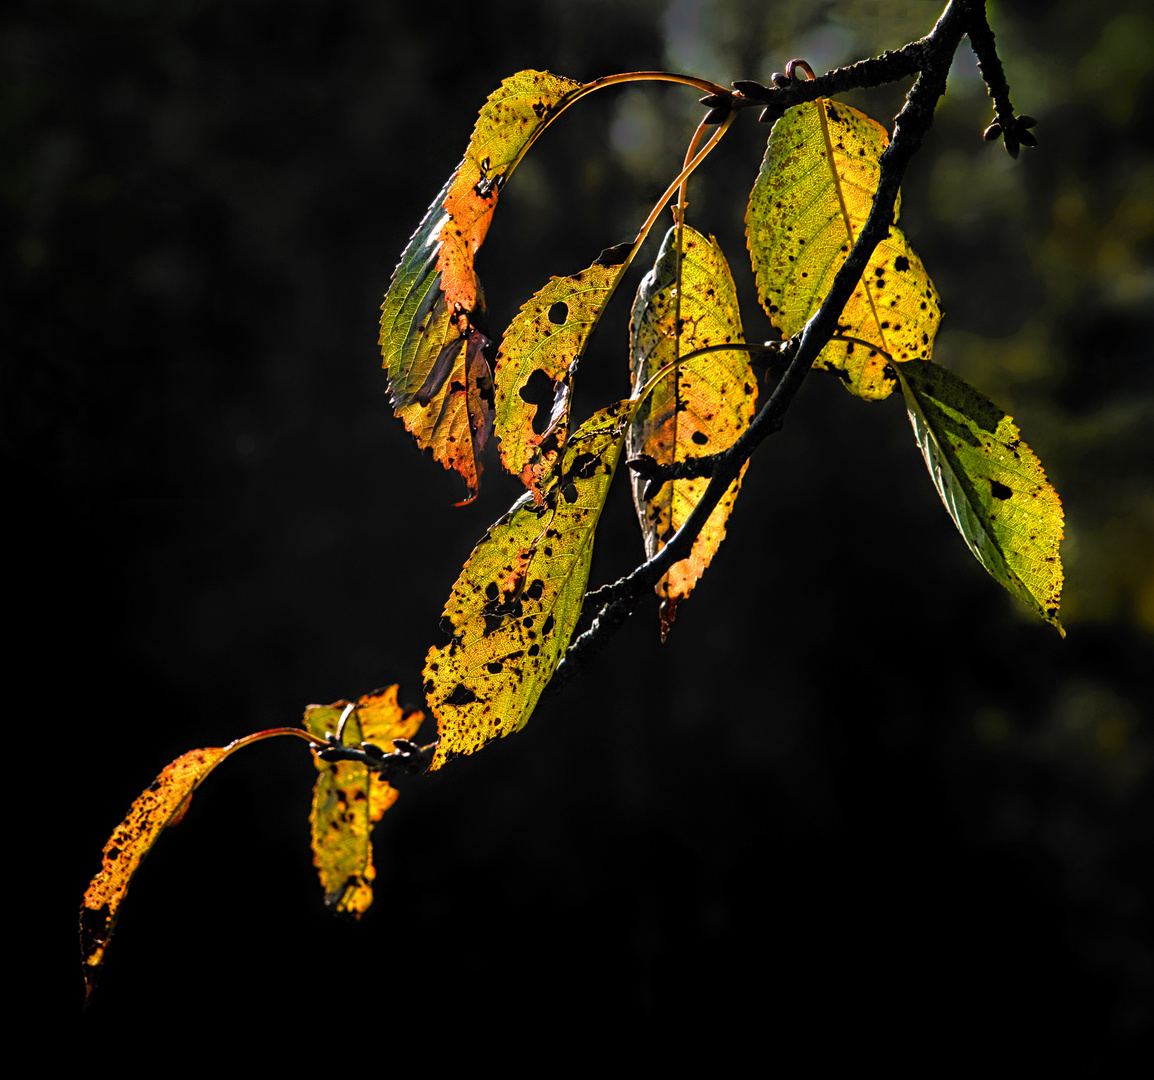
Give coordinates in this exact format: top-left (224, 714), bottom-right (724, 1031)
top-left (898, 359), bottom-right (1064, 633)
top-left (380, 71), bottom-right (583, 501)
top-left (628, 225), bottom-right (756, 637)
top-left (746, 98), bottom-right (942, 400)
top-left (494, 261), bottom-right (625, 498)
top-left (302, 688), bottom-right (424, 916)
top-left (425, 401), bottom-right (631, 767)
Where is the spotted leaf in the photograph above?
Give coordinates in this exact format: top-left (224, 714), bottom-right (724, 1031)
top-left (495, 260), bottom-right (627, 499)
top-left (898, 359), bottom-right (1064, 633)
top-left (302, 687), bottom-right (424, 917)
top-left (746, 98), bottom-right (941, 400)
top-left (425, 401), bottom-right (630, 767)
top-left (628, 225), bottom-right (756, 638)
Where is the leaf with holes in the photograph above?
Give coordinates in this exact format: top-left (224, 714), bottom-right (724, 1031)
top-left (898, 359), bottom-right (1064, 633)
top-left (746, 97), bottom-right (941, 400)
top-left (302, 687), bottom-right (424, 916)
top-left (425, 401), bottom-right (631, 767)
top-left (628, 225), bottom-right (756, 638)
top-left (380, 70), bottom-right (584, 501)
top-left (495, 256), bottom-right (629, 499)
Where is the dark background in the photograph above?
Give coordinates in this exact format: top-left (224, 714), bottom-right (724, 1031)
top-left (7, 0), bottom-right (1150, 1067)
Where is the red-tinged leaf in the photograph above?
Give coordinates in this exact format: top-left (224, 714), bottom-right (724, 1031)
top-left (380, 71), bottom-right (582, 500)
top-left (437, 70), bottom-right (584, 316)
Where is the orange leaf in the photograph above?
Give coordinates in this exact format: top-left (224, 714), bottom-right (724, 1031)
top-left (380, 71), bottom-right (582, 501)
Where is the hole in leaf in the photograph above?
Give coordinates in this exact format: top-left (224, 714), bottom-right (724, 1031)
top-left (446, 684), bottom-right (478, 707)
top-left (519, 369), bottom-right (557, 435)
top-left (548, 301), bottom-right (569, 325)
top-left (989, 478), bottom-right (1013, 500)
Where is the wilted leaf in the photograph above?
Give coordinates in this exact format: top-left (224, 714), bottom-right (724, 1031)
top-left (628, 225), bottom-right (756, 637)
top-left (380, 71), bottom-right (583, 501)
top-left (494, 261), bottom-right (625, 498)
top-left (897, 359), bottom-right (1064, 633)
top-left (80, 738), bottom-right (251, 1002)
top-left (302, 687), bottom-right (424, 916)
top-left (425, 401), bottom-right (631, 767)
top-left (746, 98), bottom-right (941, 400)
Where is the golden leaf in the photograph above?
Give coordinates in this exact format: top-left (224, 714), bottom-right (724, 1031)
top-left (746, 98), bottom-right (941, 400)
top-left (628, 225), bottom-right (756, 637)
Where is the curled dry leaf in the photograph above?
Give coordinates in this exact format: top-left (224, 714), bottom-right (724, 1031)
top-left (380, 70), bottom-right (583, 501)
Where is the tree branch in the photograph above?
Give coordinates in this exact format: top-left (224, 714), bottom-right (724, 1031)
top-left (556, 0), bottom-right (977, 685)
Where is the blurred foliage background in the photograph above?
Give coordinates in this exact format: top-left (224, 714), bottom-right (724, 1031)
top-left (7, 0), bottom-right (1149, 1066)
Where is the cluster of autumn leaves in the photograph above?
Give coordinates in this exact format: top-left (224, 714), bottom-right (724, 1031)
top-left (80, 69), bottom-right (1065, 1002)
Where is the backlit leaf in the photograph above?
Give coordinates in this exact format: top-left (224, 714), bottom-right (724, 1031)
top-left (495, 261), bottom-right (626, 499)
top-left (380, 71), bottom-right (583, 502)
top-left (438, 70), bottom-right (584, 316)
top-left (425, 401), bottom-right (631, 768)
top-left (628, 225), bottom-right (756, 637)
top-left (898, 359), bottom-right (1064, 633)
top-left (302, 687), bottom-right (424, 916)
top-left (746, 98), bottom-right (941, 400)
top-left (80, 744), bottom-right (230, 1002)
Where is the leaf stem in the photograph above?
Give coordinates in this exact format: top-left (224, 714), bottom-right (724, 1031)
top-left (576, 70), bottom-right (732, 100)
top-left (220, 726), bottom-right (326, 758)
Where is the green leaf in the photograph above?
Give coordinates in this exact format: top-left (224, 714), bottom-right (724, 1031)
top-left (302, 688), bottom-right (424, 917)
top-left (746, 98), bottom-right (941, 400)
top-left (494, 261), bottom-right (627, 498)
top-left (628, 224), bottom-right (756, 638)
top-left (897, 359), bottom-right (1064, 633)
top-left (424, 401), bottom-right (631, 768)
